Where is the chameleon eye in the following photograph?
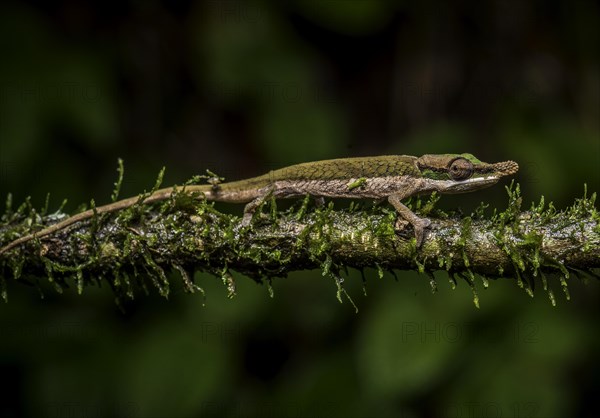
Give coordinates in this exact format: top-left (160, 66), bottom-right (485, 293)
top-left (448, 158), bottom-right (473, 180)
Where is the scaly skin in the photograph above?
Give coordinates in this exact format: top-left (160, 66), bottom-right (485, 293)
top-left (0, 154), bottom-right (518, 253)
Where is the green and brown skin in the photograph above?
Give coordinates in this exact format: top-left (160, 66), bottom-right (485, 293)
top-left (0, 154), bottom-right (518, 254)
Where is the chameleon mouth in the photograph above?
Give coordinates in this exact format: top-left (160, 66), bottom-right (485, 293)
top-left (439, 175), bottom-right (500, 193)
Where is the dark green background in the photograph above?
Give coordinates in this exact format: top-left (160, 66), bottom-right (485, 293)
top-left (0, 1), bottom-right (598, 417)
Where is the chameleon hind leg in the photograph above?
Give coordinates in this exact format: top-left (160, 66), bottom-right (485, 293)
top-left (241, 186), bottom-right (275, 226)
top-left (388, 194), bottom-right (431, 247)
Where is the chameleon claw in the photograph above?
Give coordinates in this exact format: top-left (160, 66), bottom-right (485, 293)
top-left (395, 216), bottom-right (431, 247)
top-left (413, 217), bottom-right (431, 247)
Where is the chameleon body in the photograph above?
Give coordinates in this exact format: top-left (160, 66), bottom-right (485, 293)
top-left (0, 154), bottom-right (518, 253)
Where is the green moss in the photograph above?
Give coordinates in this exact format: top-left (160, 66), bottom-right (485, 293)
top-left (76, 269), bottom-right (84, 295)
top-left (0, 275), bottom-right (6, 302)
top-left (460, 270), bottom-right (480, 308)
top-left (111, 158), bottom-right (125, 202)
top-left (426, 271), bottom-right (437, 293)
top-left (347, 177), bottom-right (367, 190)
top-left (221, 267), bottom-right (236, 298)
top-left (321, 254), bottom-right (357, 312)
top-left (459, 217), bottom-right (472, 268)
top-left (420, 169), bottom-right (449, 181)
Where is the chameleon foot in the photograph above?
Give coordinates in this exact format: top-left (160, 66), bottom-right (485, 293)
top-left (241, 212), bottom-right (253, 227)
top-left (241, 208), bottom-right (271, 227)
top-left (389, 194), bottom-right (431, 246)
top-left (314, 196), bottom-right (325, 207)
top-left (412, 217), bottom-right (431, 247)
top-left (394, 216), bottom-right (431, 246)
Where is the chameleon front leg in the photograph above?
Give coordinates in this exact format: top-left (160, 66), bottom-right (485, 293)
top-left (388, 193), bottom-right (431, 247)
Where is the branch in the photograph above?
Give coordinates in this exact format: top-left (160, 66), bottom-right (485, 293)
top-left (1, 182), bottom-right (598, 308)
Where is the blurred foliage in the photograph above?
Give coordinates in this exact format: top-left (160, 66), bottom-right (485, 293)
top-left (0, 1), bottom-right (598, 417)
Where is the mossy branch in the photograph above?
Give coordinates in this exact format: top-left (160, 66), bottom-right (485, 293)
top-left (0, 176), bottom-right (598, 308)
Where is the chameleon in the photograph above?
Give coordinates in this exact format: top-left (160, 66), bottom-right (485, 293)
top-left (0, 153), bottom-right (518, 254)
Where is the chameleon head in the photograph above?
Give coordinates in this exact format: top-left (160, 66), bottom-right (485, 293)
top-left (416, 153), bottom-right (519, 194)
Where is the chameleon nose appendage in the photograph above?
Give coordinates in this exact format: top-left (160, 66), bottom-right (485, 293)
top-left (493, 160), bottom-right (519, 177)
